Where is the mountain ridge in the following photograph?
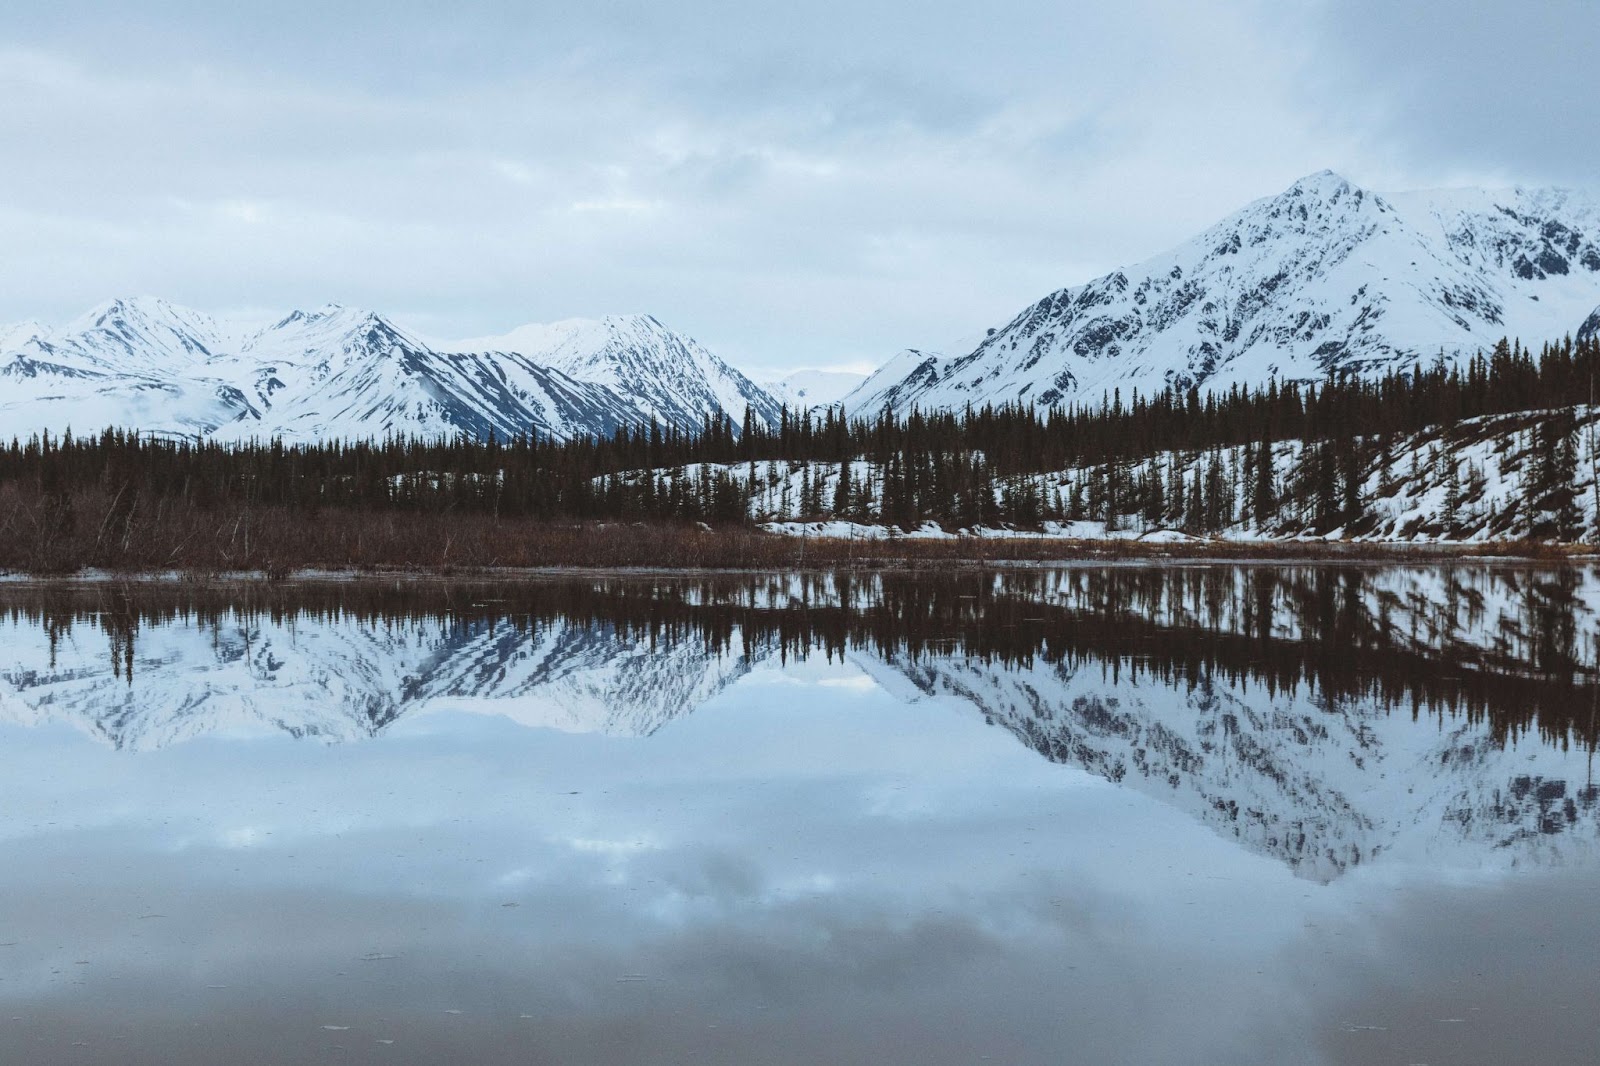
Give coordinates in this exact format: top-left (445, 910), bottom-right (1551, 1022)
top-left (447, 313), bottom-right (782, 433)
top-left (0, 297), bottom-right (781, 443)
top-left (9, 172), bottom-right (1600, 438)
top-left (845, 171), bottom-right (1600, 416)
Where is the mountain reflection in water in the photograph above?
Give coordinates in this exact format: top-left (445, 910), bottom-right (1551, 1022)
top-left (4, 565), bottom-right (1599, 881)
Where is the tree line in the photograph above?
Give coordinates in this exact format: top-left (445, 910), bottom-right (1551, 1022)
top-left (1, 334), bottom-right (1597, 533)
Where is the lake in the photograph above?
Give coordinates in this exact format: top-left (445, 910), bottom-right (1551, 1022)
top-left (2, 565), bottom-right (1598, 1065)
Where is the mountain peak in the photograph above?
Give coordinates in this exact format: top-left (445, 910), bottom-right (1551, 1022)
top-left (53, 296), bottom-right (225, 368)
top-left (0, 318), bottom-right (49, 352)
top-left (1, 295), bottom-right (769, 444)
top-left (532, 314), bottom-right (671, 344)
top-left (611, 312), bottom-right (666, 331)
top-left (1282, 169), bottom-right (1359, 199)
top-left (848, 175), bottom-right (1600, 417)
top-left (265, 303), bottom-right (391, 333)
top-left (1251, 171), bottom-right (1377, 224)
top-left (445, 313), bottom-right (782, 433)
top-left (242, 304), bottom-right (420, 368)
top-left (69, 294), bottom-right (189, 330)
top-left (1251, 170), bottom-right (1376, 224)
top-left (94, 294), bottom-right (161, 313)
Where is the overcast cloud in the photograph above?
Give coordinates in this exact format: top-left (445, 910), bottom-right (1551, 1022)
top-left (1, 0), bottom-right (1593, 375)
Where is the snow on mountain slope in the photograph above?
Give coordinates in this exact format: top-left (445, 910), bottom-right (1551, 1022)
top-left (210, 305), bottom-right (646, 444)
top-left (0, 298), bottom-right (733, 443)
top-left (843, 349), bottom-right (950, 417)
top-left (0, 359), bottom-right (257, 441)
top-left (701, 403), bottom-right (1600, 542)
top-left (43, 296), bottom-right (230, 375)
top-left (449, 314), bottom-right (783, 434)
top-left (0, 320), bottom-right (47, 351)
top-left (0, 296), bottom-right (260, 438)
top-left (846, 172), bottom-right (1600, 416)
top-left (763, 369), bottom-right (869, 411)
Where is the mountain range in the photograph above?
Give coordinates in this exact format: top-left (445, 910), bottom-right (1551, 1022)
top-left (843, 171), bottom-right (1600, 416)
top-left (0, 299), bottom-right (778, 443)
top-left (5, 172), bottom-right (1599, 442)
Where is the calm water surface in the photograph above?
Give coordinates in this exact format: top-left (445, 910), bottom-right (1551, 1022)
top-left (2, 566), bottom-right (1599, 1065)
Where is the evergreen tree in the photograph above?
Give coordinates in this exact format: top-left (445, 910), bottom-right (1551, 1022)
top-left (1252, 437), bottom-right (1275, 532)
top-left (1441, 456), bottom-right (1462, 535)
top-left (833, 459), bottom-right (852, 517)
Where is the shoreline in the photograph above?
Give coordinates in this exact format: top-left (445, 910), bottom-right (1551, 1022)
top-left (2, 530), bottom-right (1596, 581)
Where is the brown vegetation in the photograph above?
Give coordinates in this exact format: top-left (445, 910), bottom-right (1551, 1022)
top-left (0, 485), bottom-right (1593, 576)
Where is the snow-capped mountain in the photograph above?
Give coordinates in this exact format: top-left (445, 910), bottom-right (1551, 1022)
top-left (763, 369), bottom-right (870, 411)
top-left (0, 298), bottom-right (783, 443)
top-left (210, 304), bottom-right (647, 444)
top-left (52, 296), bottom-right (230, 373)
top-left (447, 314), bottom-right (781, 434)
top-left (846, 171), bottom-right (1600, 416)
top-left (0, 297), bottom-right (260, 438)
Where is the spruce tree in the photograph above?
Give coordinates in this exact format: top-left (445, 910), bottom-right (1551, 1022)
top-left (1252, 437), bottom-right (1275, 533)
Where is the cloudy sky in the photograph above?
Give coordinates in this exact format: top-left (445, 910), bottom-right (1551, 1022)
top-left (2, 0), bottom-right (1594, 376)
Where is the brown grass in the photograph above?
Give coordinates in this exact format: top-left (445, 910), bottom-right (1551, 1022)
top-left (0, 486), bottom-right (1593, 576)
